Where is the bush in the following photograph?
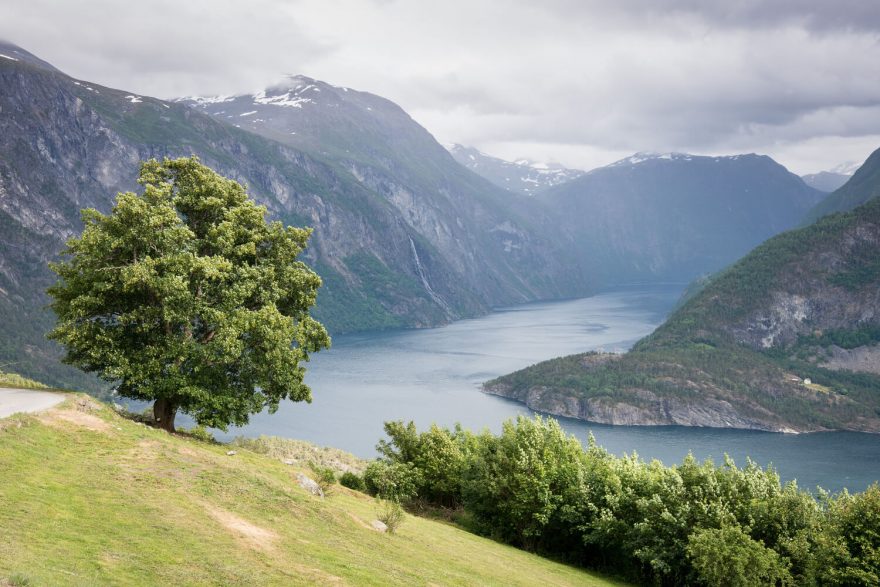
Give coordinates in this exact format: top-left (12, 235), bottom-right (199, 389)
top-left (339, 471), bottom-right (366, 492)
top-left (5, 574), bottom-right (33, 587)
top-left (184, 425), bottom-right (216, 443)
top-left (461, 416), bottom-right (587, 552)
top-left (687, 525), bottom-right (791, 587)
top-left (378, 421), bottom-right (472, 507)
top-left (372, 415), bottom-right (880, 584)
top-left (363, 461), bottom-right (422, 502)
top-left (309, 462), bottom-right (337, 494)
top-left (815, 484), bottom-right (880, 585)
top-left (376, 499), bottom-right (405, 534)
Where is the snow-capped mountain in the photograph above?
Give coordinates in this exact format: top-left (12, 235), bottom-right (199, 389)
top-left (178, 75), bottom-right (395, 158)
top-left (448, 144), bottom-right (584, 195)
top-left (605, 151), bottom-right (757, 169)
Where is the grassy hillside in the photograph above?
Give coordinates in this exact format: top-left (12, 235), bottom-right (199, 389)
top-left (487, 195), bottom-right (880, 433)
top-left (0, 394), bottom-right (618, 586)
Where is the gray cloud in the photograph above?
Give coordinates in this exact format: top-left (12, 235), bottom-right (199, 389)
top-left (1, 0), bottom-right (879, 173)
top-left (545, 0), bottom-right (880, 33)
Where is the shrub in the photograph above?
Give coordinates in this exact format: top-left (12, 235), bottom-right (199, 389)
top-left (376, 499), bottom-right (405, 534)
top-left (184, 425), bottom-right (216, 443)
top-left (687, 525), bottom-right (791, 587)
top-left (5, 574), bottom-right (33, 587)
top-left (363, 461), bottom-right (422, 502)
top-left (309, 462), bottom-right (337, 494)
top-left (815, 484), bottom-right (880, 585)
top-left (339, 471), bottom-right (366, 492)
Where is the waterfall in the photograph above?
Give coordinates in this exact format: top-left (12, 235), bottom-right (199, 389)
top-left (409, 236), bottom-right (452, 315)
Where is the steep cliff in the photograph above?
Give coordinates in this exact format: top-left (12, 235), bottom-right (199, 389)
top-left (487, 179), bottom-right (880, 433)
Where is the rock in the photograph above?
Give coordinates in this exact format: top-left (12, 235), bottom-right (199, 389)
top-left (282, 459), bottom-right (295, 465)
top-left (370, 520), bottom-right (387, 533)
top-left (226, 450), bottom-right (237, 456)
top-left (295, 472), bottom-right (324, 498)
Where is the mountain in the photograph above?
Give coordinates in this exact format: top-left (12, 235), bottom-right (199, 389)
top-left (0, 44), bottom-right (590, 390)
top-left (540, 152), bottom-right (827, 284)
top-left (486, 168), bottom-right (880, 433)
top-left (178, 80), bottom-right (590, 302)
top-left (803, 147), bottom-right (880, 223)
top-left (447, 144), bottom-right (584, 195)
top-left (802, 171), bottom-right (851, 192)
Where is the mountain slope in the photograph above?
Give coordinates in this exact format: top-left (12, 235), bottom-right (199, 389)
top-left (486, 181), bottom-right (880, 433)
top-left (541, 152), bottom-right (827, 284)
top-left (0, 45), bottom-right (590, 390)
top-left (0, 394), bottom-right (616, 586)
top-left (448, 144), bottom-right (584, 195)
top-left (804, 147), bottom-right (880, 222)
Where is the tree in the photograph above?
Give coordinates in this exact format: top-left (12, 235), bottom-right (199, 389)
top-left (48, 157), bottom-right (329, 432)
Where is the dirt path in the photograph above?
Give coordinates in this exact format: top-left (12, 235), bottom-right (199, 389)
top-left (0, 387), bottom-right (65, 418)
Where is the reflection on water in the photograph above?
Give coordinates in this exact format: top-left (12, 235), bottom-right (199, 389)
top-left (210, 284), bottom-right (880, 493)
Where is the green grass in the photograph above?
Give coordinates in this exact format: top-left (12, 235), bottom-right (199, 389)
top-left (0, 395), bottom-right (621, 586)
top-left (0, 371), bottom-right (49, 390)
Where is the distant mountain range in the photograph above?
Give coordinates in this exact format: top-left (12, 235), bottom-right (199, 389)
top-left (538, 152), bottom-right (826, 284)
top-left (487, 148), bottom-right (880, 433)
top-left (802, 171), bottom-right (851, 192)
top-left (447, 144), bottom-right (584, 195)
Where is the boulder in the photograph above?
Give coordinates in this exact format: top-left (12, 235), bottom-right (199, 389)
top-left (295, 472), bottom-right (324, 498)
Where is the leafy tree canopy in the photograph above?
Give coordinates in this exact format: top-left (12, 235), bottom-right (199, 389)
top-left (48, 157), bottom-right (329, 431)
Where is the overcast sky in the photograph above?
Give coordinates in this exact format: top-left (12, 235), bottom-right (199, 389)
top-left (3, 0), bottom-right (880, 174)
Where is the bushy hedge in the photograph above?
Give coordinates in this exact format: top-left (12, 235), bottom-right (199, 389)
top-left (372, 415), bottom-right (880, 586)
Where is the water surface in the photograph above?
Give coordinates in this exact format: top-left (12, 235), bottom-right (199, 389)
top-left (216, 284), bottom-right (880, 493)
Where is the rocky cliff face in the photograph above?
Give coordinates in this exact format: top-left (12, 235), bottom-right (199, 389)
top-left (0, 47), bottom-right (590, 389)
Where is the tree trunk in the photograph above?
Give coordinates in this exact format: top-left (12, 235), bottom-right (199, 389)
top-left (153, 397), bottom-right (177, 433)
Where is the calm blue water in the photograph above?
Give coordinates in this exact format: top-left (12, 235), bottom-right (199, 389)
top-left (209, 284), bottom-right (880, 493)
